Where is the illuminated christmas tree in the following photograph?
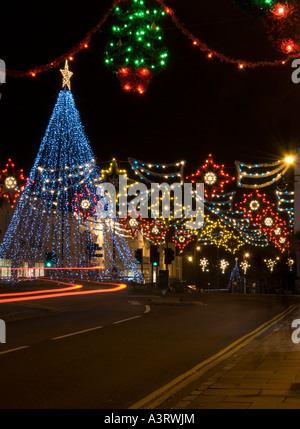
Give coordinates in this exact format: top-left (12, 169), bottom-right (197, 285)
top-left (105, 0), bottom-right (168, 94)
top-left (0, 62), bottom-right (143, 281)
top-left (227, 258), bottom-right (242, 292)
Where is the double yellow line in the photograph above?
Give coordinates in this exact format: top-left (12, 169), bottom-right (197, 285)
top-left (129, 304), bottom-right (298, 409)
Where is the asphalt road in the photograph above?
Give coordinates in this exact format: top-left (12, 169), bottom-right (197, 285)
top-left (0, 287), bottom-right (299, 409)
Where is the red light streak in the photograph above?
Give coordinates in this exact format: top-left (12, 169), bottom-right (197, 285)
top-left (0, 280), bottom-right (127, 304)
top-left (4, 266), bottom-right (105, 271)
top-left (0, 284), bottom-right (82, 298)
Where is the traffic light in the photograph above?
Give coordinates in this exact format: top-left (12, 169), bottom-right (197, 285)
top-left (135, 248), bottom-right (143, 264)
top-left (164, 248), bottom-right (175, 265)
top-left (150, 245), bottom-right (160, 267)
top-left (94, 243), bottom-right (103, 258)
top-left (45, 252), bottom-right (57, 268)
top-left (88, 243), bottom-right (103, 258)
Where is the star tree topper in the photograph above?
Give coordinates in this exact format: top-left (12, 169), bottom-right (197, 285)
top-left (60, 60), bottom-right (73, 90)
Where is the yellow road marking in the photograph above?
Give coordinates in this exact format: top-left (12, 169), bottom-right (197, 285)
top-left (129, 305), bottom-right (297, 409)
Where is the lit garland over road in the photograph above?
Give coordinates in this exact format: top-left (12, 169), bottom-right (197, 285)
top-left (6, 0), bottom-right (299, 81)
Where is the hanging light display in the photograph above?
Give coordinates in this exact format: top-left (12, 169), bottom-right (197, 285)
top-left (140, 218), bottom-right (167, 245)
top-left (172, 225), bottom-right (195, 252)
top-left (236, 189), bottom-right (274, 225)
top-left (220, 259), bottom-right (230, 274)
top-left (263, 1), bottom-right (300, 54)
top-left (264, 258), bottom-right (279, 272)
top-left (235, 158), bottom-right (294, 189)
top-left (240, 260), bottom-right (251, 275)
top-left (104, 0), bottom-right (168, 94)
top-left (287, 257), bottom-right (294, 272)
top-left (200, 257), bottom-right (209, 272)
top-left (186, 154), bottom-right (235, 201)
top-left (73, 185), bottom-right (98, 222)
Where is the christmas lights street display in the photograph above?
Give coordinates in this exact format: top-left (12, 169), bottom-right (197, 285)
top-left (172, 224), bottom-right (195, 253)
top-left (287, 257), bottom-right (294, 272)
top-left (264, 257), bottom-right (278, 272)
top-left (128, 158), bottom-right (184, 184)
top-left (232, 0), bottom-right (300, 55)
top-left (73, 185), bottom-right (98, 222)
top-left (6, 0), bottom-right (300, 87)
top-left (220, 259), bottom-right (230, 274)
top-left (104, 0), bottom-right (168, 94)
top-left (0, 159), bottom-right (26, 208)
top-left (186, 154), bottom-right (235, 201)
top-left (232, 0), bottom-right (282, 17)
top-left (221, 230), bottom-right (245, 255)
top-left (197, 216), bottom-right (243, 255)
top-left (235, 158), bottom-right (293, 189)
top-left (120, 214), bottom-right (142, 238)
top-left (140, 218), bottom-right (167, 245)
top-left (200, 257), bottom-right (209, 272)
top-left (235, 189), bottom-right (275, 226)
top-left (276, 189), bottom-right (294, 227)
top-left (263, 1), bottom-right (300, 55)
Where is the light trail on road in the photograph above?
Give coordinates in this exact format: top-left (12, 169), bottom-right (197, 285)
top-left (0, 279), bottom-right (127, 304)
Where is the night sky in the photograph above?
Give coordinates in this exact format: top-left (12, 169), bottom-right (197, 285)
top-left (1, 0), bottom-right (299, 178)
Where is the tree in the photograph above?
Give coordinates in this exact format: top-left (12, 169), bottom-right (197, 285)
top-left (0, 64), bottom-right (143, 282)
top-left (227, 258), bottom-right (242, 292)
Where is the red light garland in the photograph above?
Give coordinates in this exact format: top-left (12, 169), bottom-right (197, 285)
top-left (263, 1), bottom-right (300, 54)
top-left (140, 218), bottom-right (167, 245)
top-left (186, 153), bottom-right (235, 201)
top-left (120, 214), bottom-right (143, 238)
top-left (172, 225), bottom-right (195, 253)
top-left (5, 0), bottom-right (299, 80)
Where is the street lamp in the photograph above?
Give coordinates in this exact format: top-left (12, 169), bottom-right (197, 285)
top-left (284, 156), bottom-right (295, 165)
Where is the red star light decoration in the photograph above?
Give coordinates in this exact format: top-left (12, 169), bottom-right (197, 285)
top-left (140, 218), bottom-right (167, 245)
top-left (236, 189), bottom-right (275, 225)
top-left (172, 225), bottom-right (195, 253)
top-left (73, 185), bottom-right (98, 221)
top-left (120, 214), bottom-right (143, 238)
top-left (186, 154), bottom-right (235, 200)
top-left (0, 158), bottom-right (26, 207)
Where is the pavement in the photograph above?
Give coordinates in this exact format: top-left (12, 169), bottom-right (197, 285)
top-left (166, 305), bottom-right (300, 410)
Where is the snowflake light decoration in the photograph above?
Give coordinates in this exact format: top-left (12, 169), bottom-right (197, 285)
top-left (0, 158), bottom-right (26, 208)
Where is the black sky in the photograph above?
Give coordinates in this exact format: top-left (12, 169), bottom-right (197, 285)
top-left (1, 0), bottom-right (300, 177)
